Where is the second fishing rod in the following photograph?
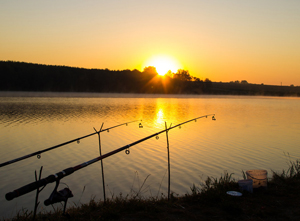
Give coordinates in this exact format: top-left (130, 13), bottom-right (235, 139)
top-left (0, 120), bottom-right (141, 168)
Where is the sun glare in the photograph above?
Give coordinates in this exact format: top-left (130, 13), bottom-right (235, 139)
top-left (144, 55), bottom-right (180, 76)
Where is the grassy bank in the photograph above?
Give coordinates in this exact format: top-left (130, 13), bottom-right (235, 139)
top-left (7, 159), bottom-right (300, 220)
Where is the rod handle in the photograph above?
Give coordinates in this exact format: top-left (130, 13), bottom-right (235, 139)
top-left (5, 167), bottom-right (74, 201)
top-left (5, 175), bottom-right (56, 201)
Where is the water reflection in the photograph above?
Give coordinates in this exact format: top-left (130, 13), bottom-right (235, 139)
top-left (1, 94), bottom-right (300, 219)
top-left (0, 96), bottom-right (194, 130)
top-left (156, 109), bottom-right (164, 126)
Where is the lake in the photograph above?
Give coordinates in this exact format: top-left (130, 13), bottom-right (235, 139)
top-left (0, 92), bottom-right (299, 218)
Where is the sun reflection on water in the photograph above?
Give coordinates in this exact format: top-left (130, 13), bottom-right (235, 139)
top-left (155, 108), bottom-right (164, 126)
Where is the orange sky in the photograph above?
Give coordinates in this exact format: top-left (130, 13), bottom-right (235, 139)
top-left (1, 1), bottom-right (300, 86)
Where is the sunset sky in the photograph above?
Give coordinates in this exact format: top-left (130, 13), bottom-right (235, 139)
top-left (1, 1), bottom-right (299, 86)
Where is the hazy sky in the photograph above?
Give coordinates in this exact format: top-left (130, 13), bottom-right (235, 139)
top-left (1, 0), bottom-right (300, 85)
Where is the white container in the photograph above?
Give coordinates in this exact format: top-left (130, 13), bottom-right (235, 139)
top-left (238, 179), bottom-right (253, 193)
top-left (246, 170), bottom-right (268, 188)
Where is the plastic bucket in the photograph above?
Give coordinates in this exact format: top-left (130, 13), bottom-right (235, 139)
top-left (246, 170), bottom-right (268, 188)
top-left (238, 179), bottom-right (253, 193)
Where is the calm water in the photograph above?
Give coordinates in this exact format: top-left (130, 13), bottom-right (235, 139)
top-left (0, 92), bottom-right (300, 218)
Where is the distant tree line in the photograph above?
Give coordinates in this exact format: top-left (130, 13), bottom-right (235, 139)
top-left (211, 81), bottom-right (300, 96)
top-left (1, 61), bottom-right (299, 96)
top-left (0, 61), bottom-right (212, 94)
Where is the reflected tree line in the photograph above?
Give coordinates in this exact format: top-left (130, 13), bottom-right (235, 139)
top-left (1, 61), bottom-right (299, 96)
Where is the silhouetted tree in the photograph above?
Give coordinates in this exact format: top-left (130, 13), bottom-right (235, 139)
top-left (165, 70), bottom-right (174, 78)
top-left (143, 66), bottom-right (158, 75)
top-left (204, 78), bottom-right (212, 83)
top-left (192, 76), bottom-right (201, 82)
top-left (173, 69), bottom-right (192, 81)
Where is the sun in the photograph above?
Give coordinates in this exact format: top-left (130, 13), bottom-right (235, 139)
top-left (143, 55), bottom-right (181, 76)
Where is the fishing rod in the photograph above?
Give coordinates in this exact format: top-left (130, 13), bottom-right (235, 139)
top-left (5, 114), bottom-right (215, 201)
top-left (0, 120), bottom-right (141, 168)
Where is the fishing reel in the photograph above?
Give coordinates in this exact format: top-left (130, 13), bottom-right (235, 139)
top-left (44, 179), bottom-right (73, 215)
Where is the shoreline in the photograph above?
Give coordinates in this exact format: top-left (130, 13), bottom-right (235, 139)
top-left (0, 91), bottom-right (299, 99)
top-left (7, 161), bottom-right (300, 220)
